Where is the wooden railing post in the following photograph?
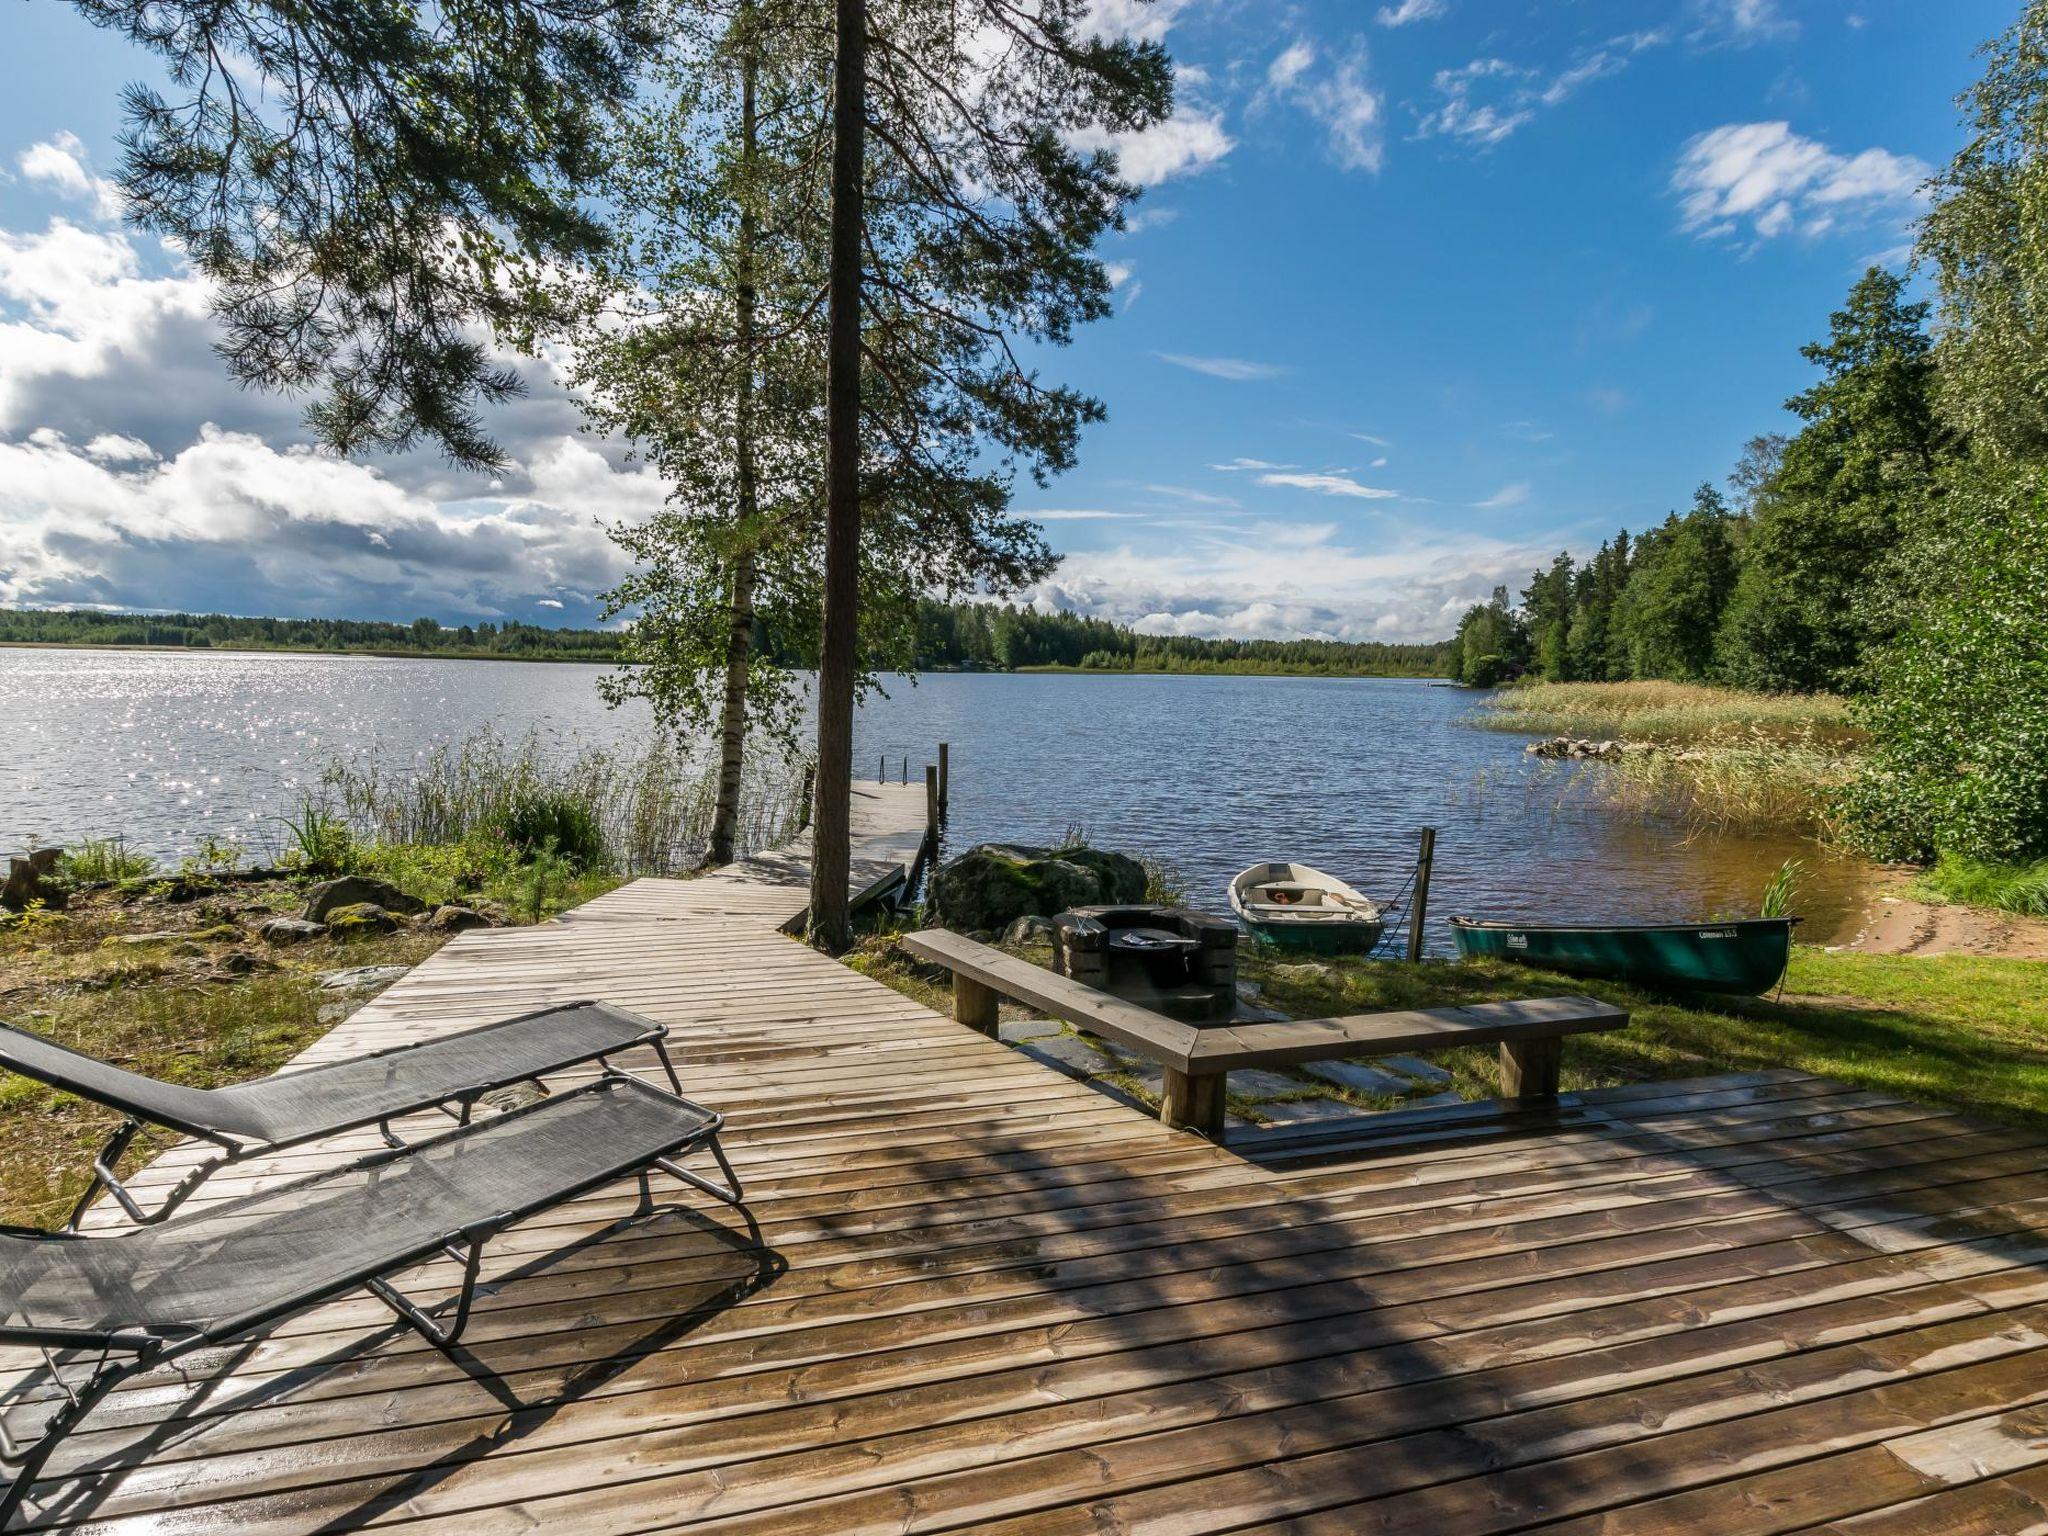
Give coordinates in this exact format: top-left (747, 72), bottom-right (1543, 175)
top-left (1499, 1036), bottom-right (1563, 1099)
top-left (954, 973), bottom-right (999, 1038)
top-left (1160, 1067), bottom-right (1225, 1139)
top-left (1407, 826), bottom-right (1436, 963)
top-left (937, 742), bottom-right (950, 820)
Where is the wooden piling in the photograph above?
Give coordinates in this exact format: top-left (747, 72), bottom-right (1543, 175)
top-left (1406, 826), bottom-right (1437, 963)
top-left (937, 742), bottom-right (950, 819)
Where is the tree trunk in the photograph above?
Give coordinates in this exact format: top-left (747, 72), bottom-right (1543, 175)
top-left (709, 35), bottom-right (763, 870)
top-left (708, 548), bottom-right (755, 866)
top-left (809, 0), bottom-right (866, 952)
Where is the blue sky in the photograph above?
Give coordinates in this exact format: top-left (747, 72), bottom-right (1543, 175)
top-left (0, 0), bottom-right (2012, 638)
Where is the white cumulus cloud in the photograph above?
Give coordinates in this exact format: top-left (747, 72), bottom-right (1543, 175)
top-left (1672, 121), bottom-right (1929, 244)
top-left (16, 133), bottom-right (124, 222)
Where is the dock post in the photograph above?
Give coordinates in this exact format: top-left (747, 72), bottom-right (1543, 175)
top-left (1406, 826), bottom-right (1437, 963)
top-left (878, 754), bottom-right (884, 783)
top-left (924, 764), bottom-right (939, 856)
top-left (902, 755), bottom-right (910, 785)
top-left (937, 742), bottom-right (950, 820)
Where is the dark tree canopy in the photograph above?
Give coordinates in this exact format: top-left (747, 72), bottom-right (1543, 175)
top-left (73, 0), bottom-right (657, 469)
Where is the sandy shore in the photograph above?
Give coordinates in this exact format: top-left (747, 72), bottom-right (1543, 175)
top-left (1837, 867), bottom-right (2048, 960)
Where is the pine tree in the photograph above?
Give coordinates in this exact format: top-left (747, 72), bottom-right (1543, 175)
top-left (1717, 268), bottom-right (1955, 693)
top-left (807, 0), bottom-right (1172, 950)
top-left (80, 0), bottom-right (656, 469)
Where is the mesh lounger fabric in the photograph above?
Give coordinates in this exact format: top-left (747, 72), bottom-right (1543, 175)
top-left (0, 1075), bottom-right (715, 1340)
top-left (0, 1002), bottom-right (657, 1143)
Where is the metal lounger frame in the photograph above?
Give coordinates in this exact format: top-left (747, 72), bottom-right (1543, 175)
top-left (0, 1069), bottom-right (743, 1529)
top-left (51, 1004), bottom-right (689, 1230)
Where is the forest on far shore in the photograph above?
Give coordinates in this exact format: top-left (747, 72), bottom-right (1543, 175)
top-left (0, 602), bottom-right (1457, 679)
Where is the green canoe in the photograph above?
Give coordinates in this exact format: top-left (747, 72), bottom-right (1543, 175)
top-left (1449, 915), bottom-right (1797, 995)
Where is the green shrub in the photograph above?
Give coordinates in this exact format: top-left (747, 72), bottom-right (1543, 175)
top-left (1844, 472), bottom-right (2048, 863)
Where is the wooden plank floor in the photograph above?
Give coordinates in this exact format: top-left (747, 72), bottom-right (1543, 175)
top-left (13, 783), bottom-right (2048, 1533)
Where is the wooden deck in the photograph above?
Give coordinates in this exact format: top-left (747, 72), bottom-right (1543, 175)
top-left (18, 780), bottom-right (2048, 1533)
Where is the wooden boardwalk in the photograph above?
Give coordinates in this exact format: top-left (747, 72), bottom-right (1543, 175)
top-left (17, 781), bottom-right (2048, 1533)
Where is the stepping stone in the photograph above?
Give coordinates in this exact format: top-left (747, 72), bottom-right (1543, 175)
top-left (999, 1018), bottom-right (1063, 1044)
top-left (1091, 1035), bottom-right (1147, 1067)
top-left (317, 964), bottom-right (410, 993)
top-left (1228, 1069), bottom-right (1305, 1100)
top-left (1379, 1054), bottom-right (1453, 1085)
top-left (1407, 1090), bottom-right (1467, 1109)
top-left (1304, 1060), bottom-right (1410, 1096)
top-left (1111, 1061), bottom-right (1165, 1093)
top-left (1257, 1097), bottom-right (1373, 1128)
top-left (1019, 1034), bottom-right (1113, 1079)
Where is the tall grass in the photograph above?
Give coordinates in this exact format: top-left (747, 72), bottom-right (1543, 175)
top-left (322, 729), bottom-right (812, 876)
top-left (1480, 680), bottom-right (1860, 746)
top-left (55, 837), bottom-right (157, 884)
top-left (1916, 856), bottom-right (2048, 918)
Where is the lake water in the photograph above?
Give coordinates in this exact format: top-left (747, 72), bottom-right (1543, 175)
top-left (0, 649), bottom-right (1874, 949)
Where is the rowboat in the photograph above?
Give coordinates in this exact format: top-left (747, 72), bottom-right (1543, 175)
top-left (1448, 915), bottom-right (1798, 995)
top-left (1229, 863), bottom-right (1386, 955)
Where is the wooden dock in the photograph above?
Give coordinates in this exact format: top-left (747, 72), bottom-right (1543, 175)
top-left (18, 779), bottom-right (2048, 1533)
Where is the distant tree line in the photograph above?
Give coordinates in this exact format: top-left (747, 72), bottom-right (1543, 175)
top-left (909, 601), bottom-right (1455, 677)
top-left (0, 602), bottom-right (1452, 677)
top-left (1449, 267), bottom-right (1947, 695)
top-left (0, 610), bottom-right (629, 662)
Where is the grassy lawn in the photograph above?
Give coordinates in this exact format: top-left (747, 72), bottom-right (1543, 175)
top-left (0, 868), bottom-right (620, 1228)
top-left (1250, 944), bottom-right (2048, 1129)
top-left (855, 929), bottom-right (2048, 1132)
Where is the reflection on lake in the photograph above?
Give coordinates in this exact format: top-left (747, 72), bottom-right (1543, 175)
top-left (1, 650), bottom-right (1874, 950)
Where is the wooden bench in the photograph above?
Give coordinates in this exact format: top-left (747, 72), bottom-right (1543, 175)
top-left (899, 928), bottom-right (1629, 1139)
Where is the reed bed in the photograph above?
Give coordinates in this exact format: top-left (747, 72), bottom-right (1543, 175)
top-left (1480, 680), bottom-right (1860, 746)
top-left (1582, 730), bottom-right (1858, 841)
top-left (322, 729), bottom-right (812, 876)
top-left (1475, 681), bottom-right (1861, 840)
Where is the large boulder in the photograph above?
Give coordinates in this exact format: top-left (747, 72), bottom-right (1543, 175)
top-left (931, 843), bottom-right (1147, 933)
top-left (303, 876), bottom-right (425, 922)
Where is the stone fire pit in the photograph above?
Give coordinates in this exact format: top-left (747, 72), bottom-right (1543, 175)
top-left (1051, 903), bottom-right (1239, 1023)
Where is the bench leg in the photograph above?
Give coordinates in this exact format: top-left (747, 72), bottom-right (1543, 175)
top-left (955, 974), bottom-right (999, 1039)
top-left (1500, 1037), bottom-right (1564, 1099)
top-left (1160, 1067), bottom-right (1226, 1140)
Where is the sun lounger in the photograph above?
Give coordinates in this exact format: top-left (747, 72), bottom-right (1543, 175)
top-left (0, 1000), bottom-right (684, 1228)
top-left (0, 1070), bottom-right (744, 1526)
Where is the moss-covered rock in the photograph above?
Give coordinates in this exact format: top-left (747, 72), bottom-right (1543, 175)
top-left (324, 901), bottom-right (399, 936)
top-left (931, 843), bottom-right (1147, 932)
